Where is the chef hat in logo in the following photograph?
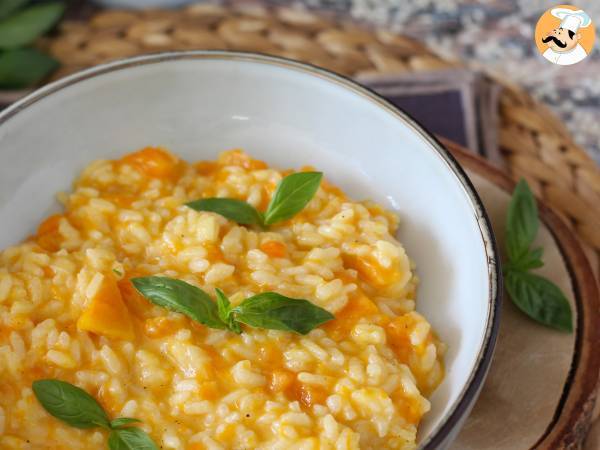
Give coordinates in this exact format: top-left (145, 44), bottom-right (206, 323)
top-left (551, 8), bottom-right (592, 33)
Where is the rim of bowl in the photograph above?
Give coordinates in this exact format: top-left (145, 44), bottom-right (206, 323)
top-left (0, 50), bottom-right (502, 448)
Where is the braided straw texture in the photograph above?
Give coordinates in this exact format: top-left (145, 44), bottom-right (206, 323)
top-left (40, 3), bottom-right (600, 273)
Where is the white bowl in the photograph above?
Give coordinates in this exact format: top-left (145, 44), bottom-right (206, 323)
top-left (0, 51), bottom-right (500, 448)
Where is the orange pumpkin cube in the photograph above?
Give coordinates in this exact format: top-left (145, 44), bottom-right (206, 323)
top-left (194, 160), bottom-right (218, 176)
top-left (117, 275), bottom-right (151, 317)
top-left (342, 253), bottom-right (400, 287)
top-left (121, 147), bottom-right (180, 179)
top-left (77, 274), bottom-right (135, 341)
top-left (259, 241), bottom-right (287, 258)
top-left (323, 292), bottom-right (380, 340)
top-left (385, 314), bottom-right (418, 362)
top-left (36, 214), bottom-right (63, 252)
top-left (294, 382), bottom-right (327, 408)
top-left (269, 370), bottom-right (295, 394)
top-left (219, 149), bottom-right (268, 170)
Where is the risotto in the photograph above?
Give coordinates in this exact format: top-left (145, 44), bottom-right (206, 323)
top-left (0, 148), bottom-right (445, 449)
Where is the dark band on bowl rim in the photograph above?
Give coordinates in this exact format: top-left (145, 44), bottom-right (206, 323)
top-left (0, 50), bottom-right (502, 449)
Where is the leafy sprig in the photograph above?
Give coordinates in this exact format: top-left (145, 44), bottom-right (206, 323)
top-left (503, 179), bottom-right (573, 332)
top-left (132, 276), bottom-right (334, 335)
top-left (0, 1), bottom-right (64, 89)
top-left (32, 379), bottom-right (158, 449)
top-left (186, 171), bottom-right (322, 227)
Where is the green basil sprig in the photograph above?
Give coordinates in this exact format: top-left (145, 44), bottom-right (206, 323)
top-left (0, 0), bottom-right (28, 20)
top-left (503, 179), bottom-right (573, 332)
top-left (0, 0), bottom-right (64, 89)
top-left (132, 276), bottom-right (333, 335)
top-left (0, 48), bottom-right (58, 89)
top-left (32, 379), bottom-right (158, 449)
top-left (131, 277), bottom-right (226, 330)
top-left (0, 2), bottom-right (65, 49)
top-left (187, 198), bottom-right (264, 226)
top-left (232, 291), bottom-right (335, 335)
top-left (108, 427), bottom-right (158, 450)
top-left (186, 171), bottom-right (322, 227)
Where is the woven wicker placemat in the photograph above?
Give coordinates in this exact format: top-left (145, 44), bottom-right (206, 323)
top-left (38, 3), bottom-right (600, 277)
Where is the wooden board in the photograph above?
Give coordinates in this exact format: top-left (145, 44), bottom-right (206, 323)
top-left (442, 138), bottom-right (600, 449)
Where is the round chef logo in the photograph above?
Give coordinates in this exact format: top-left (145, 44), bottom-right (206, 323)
top-left (535, 5), bottom-right (595, 66)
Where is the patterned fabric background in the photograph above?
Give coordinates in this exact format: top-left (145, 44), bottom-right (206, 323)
top-left (271, 0), bottom-right (600, 163)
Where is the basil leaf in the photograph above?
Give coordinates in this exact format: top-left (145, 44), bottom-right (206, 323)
top-left (234, 292), bottom-right (334, 335)
top-left (215, 288), bottom-right (241, 334)
top-left (132, 277), bottom-right (226, 329)
top-left (32, 379), bottom-right (111, 429)
top-left (263, 172), bottom-right (322, 225)
top-left (108, 427), bottom-right (158, 450)
top-left (215, 288), bottom-right (231, 323)
top-left (111, 417), bottom-right (142, 429)
top-left (0, 2), bottom-right (65, 50)
top-left (512, 247), bottom-right (544, 272)
top-left (0, 0), bottom-right (29, 20)
top-left (506, 179), bottom-right (539, 261)
top-left (0, 48), bottom-right (58, 89)
top-left (505, 270), bottom-right (573, 332)
top-left (186, 198), bottom-right (263, 225)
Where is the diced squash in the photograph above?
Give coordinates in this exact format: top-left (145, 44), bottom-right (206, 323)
top-left (259, 181), bottom-right (278, 211)
top-left (121, 147), bottom-right (180, 179)
top-left (98, 383), bottom-right (122, 415)
top-left (391, 393), bottom-right (422, 425)
top-left (77, 273), bottom-right (135, 341)
top-left (257, 342), bottom-right (282, 367)
top-left (294, 382), bottom-right (327, 408)
top-left (117, 275), bottom-right (151, 317)
top-left (36, 214), bottom-right (63, 252)
top-left (323, 292), bottom-right (380, 341)
top-left (204, 243), bottom-right (224, 263)
top-left (269, 369), bottom-right (295, 395)
top-left (342, 253), bottom-right (400, 287)
top-left (194, 161), bottom-right (218, 176)
top-left (385, 314), bottom-right (418, 363)
top-left (259, 241), bottom-right (287, 258)
top-left (37, 214), bottom-right (62, 236)
top-left (102, 193), bottom-right (135, 208)
top-left (219, 149), bottom-right (267, 170)
top-left (197, 381), bottom-right (219, 401)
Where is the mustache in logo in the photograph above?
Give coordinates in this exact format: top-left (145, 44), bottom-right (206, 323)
top-left (542, 35), bottom-right (567, 48)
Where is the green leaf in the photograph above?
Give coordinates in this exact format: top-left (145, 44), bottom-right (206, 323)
top-left (0, 48), bottom-right (58, 89)
top-left (263, 172), bottom-right (322, 225)
top-left (506, 179), bottom-right (539, 261)
top-left (108, 427), bottom-right (158, 450)
top-left (132, 277), bottom-right (227, 330)
top-left (186, 198), bottom-right (263, 226)
top-left (0, 0), bottom-right (29, 20)
top-left (32, 379), bottom-right (111, 429)
top-left (110, 417), bottom-right (142, 429)
top-left (234, 292), bottom-right (334, 335)
top-left (505, 270), bottom-right (573, 332)
top-left (215, 288), bottom-right (231, 323)
top-left (0, 2), bottom-right (65, 49)
top-left (511, 247), bottom-right (544, 272)
top-left (215, 288), bottom-right (241, 334)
